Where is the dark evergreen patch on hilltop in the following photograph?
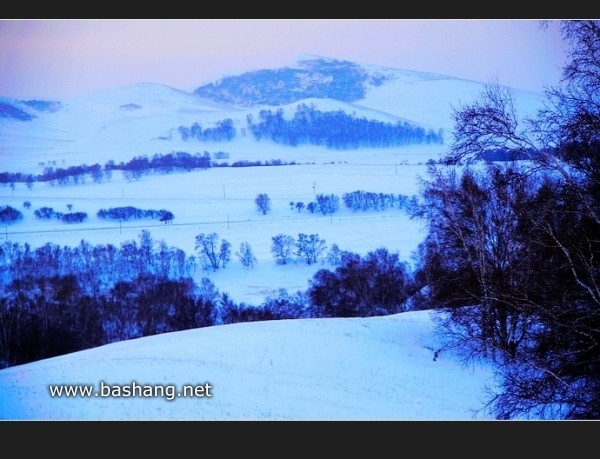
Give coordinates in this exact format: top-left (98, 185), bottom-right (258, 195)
top-left (194, 58), bottom-right (368, 106)
top-left (0, 102), bottom-right (34, 121)
top-left (21, 99), bottom-right (62, 113)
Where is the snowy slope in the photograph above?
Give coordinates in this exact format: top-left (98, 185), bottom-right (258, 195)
top-left (0, 310), bottom-right (497, 420)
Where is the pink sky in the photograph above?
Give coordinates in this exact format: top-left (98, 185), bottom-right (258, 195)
top-left (0, 19), bottom-right (567, 99)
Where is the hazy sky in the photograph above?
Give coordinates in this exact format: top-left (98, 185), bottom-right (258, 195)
top-left (0, 19), bottom-right (567, 99)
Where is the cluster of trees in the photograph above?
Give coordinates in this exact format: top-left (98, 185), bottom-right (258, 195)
top-left (194, 233), bottom-right (232, 272)
top-left (174, 102), bottom-right (446, 151)
top-left (342, 190), bottom-right (418, 213)
top-left (289, 194), bottom-right (341, 216)
top-left (97, 206), bottom-right (174, 223)
top-left (0, 171), bottom-right (35, 187)
top-left (115, 152), bottom-right (212, 181)
top-left (313, 194), bottom-right (340, 215)
top-left (215, 245), bottom-right (415, 321)
top-left (33, 206), bottom-right (59, 219)
top-left (1, 231), bottom-right (202, 368)
top-left (32, 206), bottom-right (88, 223)
top-left (177, 119), bottom-right (236, 142)
top-left (412, 21), bottom-right (600, 419)
top-left (0, 273), bottom-right (218, 368)
top-left (266, 191), bottom-right (420, 218)
top-left (193, 233), bottom-right (263, 271)
top-left (22, 99), bottom-right (62, 112)
top-left (0, 231), bottom-right (195, 292)
top-left (0, 101), bottom-right (35, 121)
top-left (246, 104), bottom-right (444, 149)
top-left (309, 248), bottom-right (414, 318)
top-left (0, 234), bottom-right (417, 369)
top-left (479, 148), bottom-right (541, 162)
top-left (194, 232), bottom-right (259, 271)
top-left (271, 233), bottom-right (328, 265)
top-left (60, 212), bottom-right (88, 223)
top-left (38, 163), bottom-right (107, 186)
top-left (0, 205), bottom-right (23, 224)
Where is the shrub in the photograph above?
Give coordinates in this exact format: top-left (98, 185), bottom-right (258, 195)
top-left (0, 205), bottom-right (23, 224)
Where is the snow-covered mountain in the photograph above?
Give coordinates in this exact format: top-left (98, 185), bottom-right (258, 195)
top-left (0, 56), bottom-right (545, 174)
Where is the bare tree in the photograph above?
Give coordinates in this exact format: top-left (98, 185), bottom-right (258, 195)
top-left (195, 233), bottom-right (220, 272)
top-left (235, 241), bottom-right (257, 269)
top-left (295, 233), bottom-right (327, 265)
top-left (271, 234), bottom-right (295, 265)
top-left (255, 193), bottom-right (271, 215)
top-left (419, 20), bottom-right (600, 420)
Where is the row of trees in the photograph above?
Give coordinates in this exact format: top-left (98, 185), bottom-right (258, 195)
top-left (0, 151), bottom-right (215, 186)
top-left (31, 206), bottom-right (87, 223)
top-left (115, 151), bottom-right (212, 179)
top-left (177, 119), bottom-right (236, 142)
top-left (13, 189), bottom-right (415, 227)
top-left (97, 206), bottom-right (174, 223)
top-left (271, 233), bottom-right (328, 265)
top-left (12, 206), bottom-right (174, 225)
top-left (257, 193), bottom-right (341, 216)
top-left (176, 103), bottom-right (445, 149)
top-left (258, 192), bottom-right (418, 216)
top-left (194, 232), bottom-right (330, 270)
top-left (0, 232), bottom-right (195, 291)
top-left (0, 154), bottom-right (308, 189)
top-left (0, 228), bottom-right (415, 368)
top-left (413, 21), bottom-right (600, 419)
top-left (246, 104), bottom-right (444, 149)
top-left (342, 190), bottom-right (418, 213)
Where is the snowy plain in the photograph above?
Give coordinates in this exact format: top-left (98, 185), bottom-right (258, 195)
top-left (0, 63), bottom-right (545, 420)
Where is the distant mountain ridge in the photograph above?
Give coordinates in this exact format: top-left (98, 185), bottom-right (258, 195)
top-left (192, 54), bottom-right (492, 109)
top-left (1, 55), bottom-right (544, 119)
top-left (0, 56), bottom-right (546, 173)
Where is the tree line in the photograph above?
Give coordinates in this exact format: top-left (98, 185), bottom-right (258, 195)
top-left (0, 229), bottom-right (416, 369)
top-left (411, 21), bottom-right (600, 419)
top-left (257, 191), bottom-right (419, 217)
top-left (176, 104), bottom-right (444, 149)
top-left (0, 151), bottom-right (214, 186)
top-left (245, 104), bottom-right (444, 149)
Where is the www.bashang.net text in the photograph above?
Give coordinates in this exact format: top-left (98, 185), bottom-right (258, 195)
top-left (48, 381), bottom-right (213, 402)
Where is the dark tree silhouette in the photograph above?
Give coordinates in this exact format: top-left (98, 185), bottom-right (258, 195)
top-left (255, 193), bottom-right (271, 215)
top-left (417, 20), bottom-right (600, 420)
top-left (309, 248), bottom-right (411, 318)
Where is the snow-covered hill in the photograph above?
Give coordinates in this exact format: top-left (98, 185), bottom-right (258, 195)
top-left (0, 57), bottom-right (545, 174)
top-left (0, 56), bottom-right (543, 420)
top-left (0, 310), bottom-right (496, 420)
